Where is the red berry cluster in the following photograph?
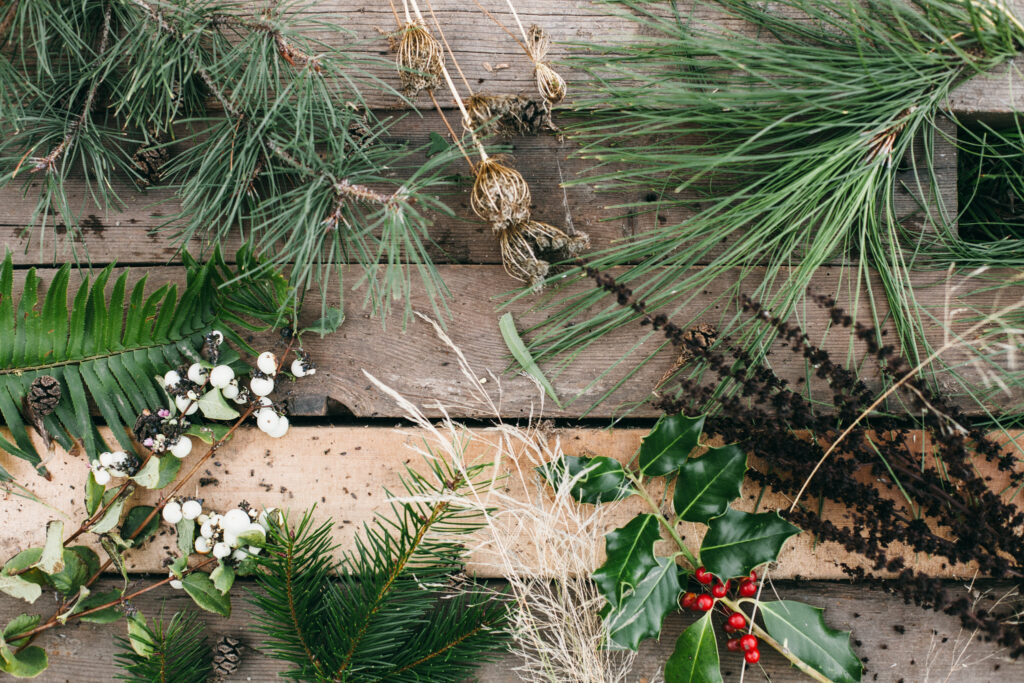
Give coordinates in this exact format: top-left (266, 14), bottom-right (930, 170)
top-left (679, 568), bottom-right (763, 664)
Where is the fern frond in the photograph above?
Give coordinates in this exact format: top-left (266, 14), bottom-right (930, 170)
top-left (250, 460), bottom-right (507, 682)
top-left (114, 611), bottom-right (212, 683)
top-left (0, 247), bottom-right (288, 480)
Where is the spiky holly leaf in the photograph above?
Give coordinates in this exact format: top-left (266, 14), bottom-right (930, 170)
top-left (699, 508), bottom-right (800, 579)
top-left (593, 513), bottom-right (661, 606)
top-left (603, 555), bottom-right (680, 650)
top-left (638, 413), bottom-right (706, 476)
top-left (664, 611), bottom-right (723, 683)
top-left (537, 455), bottom-right (634, 504)
top-left (673, 445), bottom-right (746, 523)
top-left (759, 601), bottom-right (863, 683)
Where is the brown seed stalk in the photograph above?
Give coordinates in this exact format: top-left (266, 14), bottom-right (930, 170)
top-left (394, 21), bottom-right (444, 96)
top-left (470, 157), bottom-right (531, 230)
top-left (527, 25), bottom-right (565, 105)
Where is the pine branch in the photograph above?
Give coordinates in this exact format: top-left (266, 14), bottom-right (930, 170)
top-left (251, 462), bottom-right (507, 682)
top-left (114, 611), bottom-right (212, 683)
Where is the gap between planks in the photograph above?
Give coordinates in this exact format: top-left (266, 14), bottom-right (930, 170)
top-left (2, 425), bottom-right (1021, 580)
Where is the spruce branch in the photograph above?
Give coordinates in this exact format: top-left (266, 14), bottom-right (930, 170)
top-left (114, 611), bottom-right (213, 683)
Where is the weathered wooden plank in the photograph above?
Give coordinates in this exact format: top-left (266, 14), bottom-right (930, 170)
top-left (0, 114), bottom-right (956, 267)
top-left (2, 426), bottom-right (1021, 579)
top-left (1, 577), bottom-right (1020, 682)
top-left (4, 263), bottom-right (1021, 418)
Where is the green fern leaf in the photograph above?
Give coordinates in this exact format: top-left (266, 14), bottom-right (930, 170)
top-left (0, 247), bottom-right (287, 480)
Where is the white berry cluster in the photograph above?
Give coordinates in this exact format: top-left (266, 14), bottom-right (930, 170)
top-left (253, 352), bottom-right (293, 438)
top-left (165, 502), bottom-right (277, 589)
top-left (89, 450), bottom-right (140, 486)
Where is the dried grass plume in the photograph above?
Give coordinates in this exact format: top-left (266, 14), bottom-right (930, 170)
top-left (394, 21), bottom-right (444, 95)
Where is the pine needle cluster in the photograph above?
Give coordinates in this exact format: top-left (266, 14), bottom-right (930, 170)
top-left (517, 0), bottom-right (1024, 389)
top-left (114, 611), bottom-right (212, 683)
top-left (0, 0), bottom-right (461, 323)
top-left (249, 458), bottom-right (508, 682)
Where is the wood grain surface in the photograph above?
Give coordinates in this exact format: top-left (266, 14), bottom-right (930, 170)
top-left (2, 426), bottom-right (1021, 579)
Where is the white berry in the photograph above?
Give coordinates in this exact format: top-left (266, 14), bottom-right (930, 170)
top-left (209, 365), bottom-right (235, 389)
top-left (162, 501), bottom-right (183, 524)
top-left (265, 415), bottom-right (289, 439)
top-left (222, 380), bottom-right (239, 400)
top-left (170, 579), bottom-right (183, 590)
top-left (250, 376), bottom-right (274, 397)
top-left (232, 549), bottom-right (248, 562)
top-left (256, 352), bottom-right (277, 375)
top-left (187, 363), bottom-right (208, 384)
top-left (169, 437), bottom-right (193, 459)
top-left (256, 408), bottom-right (280, 433)
top-left (182, 500), bottom-right (203, 520)
top-left (222, 508), bottom-right (251, 535)
top-left (290, 358), bottom-right (307, 378)
top-left (163, 370), bottom-right (181, 387)
top-left (194, 536), bottom-right (212, 554)
top-left (92, 468), bottom-right (111, 486)
top-left (98, 451), bottom-right (114, 468)
top-left (200, 521), bottom-right (215, 539)
top-left (247, 545), bottom-right (262, 555)
top-left (175, 395), bottom-right (198, 416)
top-left (212, 542), bottom-right (231, 559)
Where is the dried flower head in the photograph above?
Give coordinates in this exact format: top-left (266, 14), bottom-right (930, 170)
top-left (470, 157), bottom-right (532, 230)
top-left (527, 25), bottom-right (566, 104)
top-left (466, 94), bottom-right (554, 136)
top-left (394, 21), bottom-right (444, 96)
top-left (499, 220), bottom-right (589, 291)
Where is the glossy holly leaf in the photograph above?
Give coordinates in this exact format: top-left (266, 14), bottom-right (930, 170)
top-left (603, 556), bottom-right (680, 650)
top-left (182, 573), bottom-right (231, 617)
top-left (537, 455), bottom-right (634, 504)
top-left (699, 508), bottom-right (800, 579)
top-left (638, 413), bottom-right (706, 476)
top-left (759, 601), bottom-right (863, 683)
top-left (673, 445), bottom-right (747, 523)
top-left (664, 611), bottom-right (723, 683)
top-left (131, 455), bottom-right (181, 490)
top-left (593, 514), bottom-right (661, 606)
top-left (121, 506), bottom-right (160, 547)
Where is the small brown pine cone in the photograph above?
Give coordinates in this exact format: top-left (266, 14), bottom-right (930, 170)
top-left (132, 144), bottom-right (169, 187)
top-left (27, 376), bottom-right (61, 416)
top-left (211, 635), bottom-right (244, 680)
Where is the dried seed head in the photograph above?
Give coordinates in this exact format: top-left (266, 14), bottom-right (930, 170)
top-left (395, 21), bottom-right (444, 96)
top-left (466, 94), bottom-right (554, 136)
top-left (527, 25), bottom-right (566, 104)
top-left (499, 220), bottom-right (589, 291)
top-left (471, 158), bottom-right (532, 230)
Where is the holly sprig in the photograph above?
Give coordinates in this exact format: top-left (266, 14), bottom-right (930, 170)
top-left (538, 413), bottom-right (863, 683)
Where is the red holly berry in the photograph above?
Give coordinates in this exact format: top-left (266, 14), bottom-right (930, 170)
top-left (749, 570), bottom-right (758, 582)
top-left (726, 638), bottom-right (743, 652)
top-left (695, 567), bottom-right (713, 585)
top-left (681, 592), bottom-right (697, 610)
top-left (739, 579), bottom-right (758, 597)
top-left (727, 612), bottom-right (747, 630)
top-left (744, 648), bottom-right (761, 664)
top-left (740, 634), bottom-right (758, 651)
top-left (696, 594), bottom-right (714, 611)
top-left (711, 580), bottom-right (729, 598)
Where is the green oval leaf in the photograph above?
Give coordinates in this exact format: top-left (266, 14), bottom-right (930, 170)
top-left (638, 413), bottom-right (706, 476)
top-left (603, 556), bottom-right (680, 650)
top-left (759, 600), bottom-right (863, 683)
top-left (0, 643), bottom-right (47, 678)
top-left (126, 613), bottom-right (154, 657)
top-left (76, 589), bottom-right (123, 624)
top-left (131, 455), bottom-right (181, 490)
top-left (2, 615), bottom-right (40, 649)
top-left (91, 488), bottom-right (131, 535)
top-left (537, 455), bottom-right (634, 504)
top-left (184, 422), bottom-right (231, 444)
top-left (664, 611), bottom-right (723, 683)
top-left (33, 521), bottom-right (64, 575)
top-left (0, 575), bottom-right (41, 604)
top-left (85, 471), bottom-right (105, 516)
top-left (593, 514), bottom-right (662, 606)
top-left (699, 508), bottom-right (800, 579)
top-left (182, 573), bottom-right (231, 617)
top-left (121, 506), bottom-right (160, 547)
top-left (196, 388), bottom-right (240, 420)
top-left (210, 563), bottom-right (235, 595)
top-left (673, 445), bottom-right (747, 523)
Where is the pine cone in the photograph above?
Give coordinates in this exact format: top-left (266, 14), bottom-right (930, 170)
top-left (211, 635), bottom-right (243, 680)
top-left (132, 144), bottom-right (169, 187)
top-left (27, 376), bottom-right (61, 416)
